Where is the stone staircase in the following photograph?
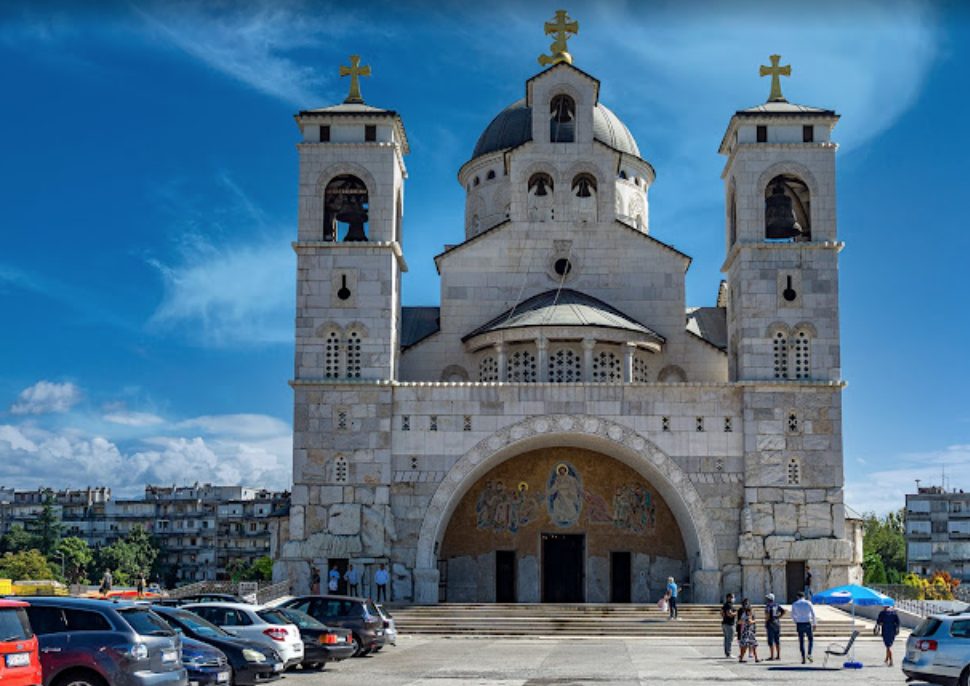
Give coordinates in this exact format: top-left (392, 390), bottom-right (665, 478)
top-left (388, 603), bottom-right (864, 638)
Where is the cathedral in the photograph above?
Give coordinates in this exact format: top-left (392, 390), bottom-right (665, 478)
top-left (276, 13), bottom-right (863, 605)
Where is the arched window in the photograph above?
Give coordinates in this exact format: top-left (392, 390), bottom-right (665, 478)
top-left (591, 350), bottom-right (622, 383)
top-left (324, 330), bottom-right (341, 379)
top-left (793, 328), bottom-right (812, 379)
top-left (528, 172), bottom-right (554, 222)
top-left (628, 194), bottom-right (645, 231)
top-left (728, 184), bottom-right (737, 246)
top-left (772, 330), bottom-right (789, 379)
top-left (632, 355), bottom-right (649, 383)
top-left (658, 365), bottom-right (687, 383)
top-left (765, 174), bottom-right (811, 241)
top-left (528, 172), bottom-right (554, 196)
top-left (395, 189), bottom-right (403, 244)
top-left (619, 170), bottom-right (628, 180)
top-left (479, 356), bottom-right (498, 382)
top-left (550, 94), bottom-right (575, 143)
top-left (572, 173), bottom-right (597, 222)
top-left (486, 170), bottom-right (496, 180)
top-left (507, 349), bottom-right (537, 382)
top-left (473, 176), bottom-right (480, 186)
top-left (548, 348), bottom-right (581, 383)
top-left (324, 175), bottom-right (369, 242)
top-left (345, 330), bottom-right (362, 378)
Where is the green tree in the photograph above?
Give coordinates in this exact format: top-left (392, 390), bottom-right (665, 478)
top-left (0, 525), bottom-right (39, 554)
top-left (862, 509), bottom-right (906, 580)
top-left (0, 549), bottom-right (55, 581)
top-left (227, 556), bottom-right (273, 583)
top-left (863, 551), bottom-right (888, 585)
top-left (28, 494), bottom-right (64, 556)
top-left (56, 537), bottom-right (93, 584)
top-left (95, 526), bottom-right (159, 586)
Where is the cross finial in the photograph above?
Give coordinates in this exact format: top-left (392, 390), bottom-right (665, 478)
top-left (538, 9), bottom-right (579, 67)
top-left (339, 55), bottom-right (371, 104)
top-left (759, 54), bottom-right (791, 103)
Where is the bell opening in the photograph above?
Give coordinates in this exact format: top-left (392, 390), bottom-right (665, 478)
top-left (764, 174), bottom-right (811, 242)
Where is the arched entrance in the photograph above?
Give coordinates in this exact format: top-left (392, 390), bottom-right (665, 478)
top-left (413, 415), bottom-right (721, 604)
top-left (440, 446), bottom-right (688, 603)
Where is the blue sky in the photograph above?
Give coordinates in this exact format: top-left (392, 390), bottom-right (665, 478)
top-left (0, 0), bottom-right (966, 513)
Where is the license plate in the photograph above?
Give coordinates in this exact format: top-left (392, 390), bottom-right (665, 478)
top-left (161, 649), bottom-right (178, 663)
top-left (273, 662), bottom-right (283, 672)
top-left (5, 652), bottom-right (30, 668)
top-left (217, 671), bottom-right (230, 682)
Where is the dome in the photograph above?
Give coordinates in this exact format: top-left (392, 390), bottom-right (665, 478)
top-left (471, 98), bottom-right (641, 160)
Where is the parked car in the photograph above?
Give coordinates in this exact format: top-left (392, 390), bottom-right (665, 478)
top-left (151, 605), bottom-right (282, 685)
top-left (183, 603), bottom-right (303, 669)
top-left (375, 604), bottom-right (397, 646)
top-left (22, 596), bottom-right (186, 686)
top-left (181, 637), bottom-right (231, 686)
top-left (903, 612), bottom-right (970, 686)
top-left (278, 595), bottom-right (385, 656)
top-left (155, 594), bottom-right (246, 608)
top-left (257, 607), bottom-right (354, 670)
top-left (0, 599), bottom-right (42, 686)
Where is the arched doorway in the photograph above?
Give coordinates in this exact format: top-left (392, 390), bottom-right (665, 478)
top-left (413, 415), bottom-right (721, 604)
top-left (439, 446), bottom-right (687, 603)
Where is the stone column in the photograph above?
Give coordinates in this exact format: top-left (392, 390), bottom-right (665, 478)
top-left (413, 567), bottom-right (440, 604)
top-left (582, 338), bottom-right (596, 382)
top-left (624, 343), bottom-right (635, 382)
top-left (692, 569), bottom-right (723, 604)
top-left (537, 336), bottom-right (548, 382)
top-left (496, 342), bottom-right (508, 382)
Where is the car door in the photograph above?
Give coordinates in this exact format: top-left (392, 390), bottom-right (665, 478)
top-left (24, 606), bottom-right (73, 685)
top-left (939, 618), bottom-right (970, 677)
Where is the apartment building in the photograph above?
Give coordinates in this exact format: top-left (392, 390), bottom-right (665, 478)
top-left (905, 485), bottom-right (970, 578)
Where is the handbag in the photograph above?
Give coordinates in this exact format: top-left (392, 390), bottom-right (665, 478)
top-left (657, 596), bottom-right (668, 613)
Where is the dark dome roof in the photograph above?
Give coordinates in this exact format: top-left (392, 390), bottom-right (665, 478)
top-left (472, 98), bottom-right (640, 160)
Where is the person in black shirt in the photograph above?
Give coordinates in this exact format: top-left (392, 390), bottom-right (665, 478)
top-left (720, 593), bottom-right (736, 658)
top-left (804, 566), bottom-right (813, 599)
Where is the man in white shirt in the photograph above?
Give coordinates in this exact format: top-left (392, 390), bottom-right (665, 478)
top-left (374, 563), bottom-right (390, 602)
top-left (790, 592), bottom-right (817, 664)
top-left (344, 564), bottom-right (360, 596)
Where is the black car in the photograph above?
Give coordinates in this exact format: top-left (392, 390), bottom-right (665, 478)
top-left (257, 607), bottom-right (355, 670)
top-left (152, 605), bottom-right (282, 685)
top-left (181, 636), bottom-right (231, 685)
top-left (278, 595), bottom-right (385, 656)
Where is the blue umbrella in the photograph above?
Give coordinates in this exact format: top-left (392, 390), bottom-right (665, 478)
top-left (812, 584), bottom-right (895, 666)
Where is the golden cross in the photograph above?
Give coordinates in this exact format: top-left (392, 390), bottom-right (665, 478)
top-left (538, 10), bottom-right (579, 67)
top-left (759, 54), bottom-right (791, 103)
top-left (339, 55), bottom-right (371, 104)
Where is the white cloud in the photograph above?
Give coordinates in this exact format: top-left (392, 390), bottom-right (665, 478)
top-left (148, 234), bottom-right (293, 347)
top-left (845, 444), bottom-right (970, 516)
top-left (135, 0), bottom-right (347, 105)
top-left (178, 414), bottom-right (290, 438)
top-left (10, 381), bottom-right (82, 415)
top-left (103, 411), bottom-right (165, 427)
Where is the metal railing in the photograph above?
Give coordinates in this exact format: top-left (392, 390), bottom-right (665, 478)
top-left (168, 579), bottom-right (290, 604)
top-left (870, 584), bottom-right (970, 618)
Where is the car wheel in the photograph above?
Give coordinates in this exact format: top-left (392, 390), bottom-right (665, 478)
top-left (303, 662), bottom-right (325, 671)
top-left (54, 671), bottom-right (108, 686)
top-left (351, 634), bottom-right (363, 656)
top-left (960, 666), bottom-right (970, 686)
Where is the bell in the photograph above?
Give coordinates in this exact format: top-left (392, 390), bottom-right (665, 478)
top-left (765, 182), bottom-right (802, 239)
top-left (533, 177), bottom-right (549, 197)
top-left (339, 206), bottom-right (369, 241)
top-left (575, 179), bottom-right (592, 198)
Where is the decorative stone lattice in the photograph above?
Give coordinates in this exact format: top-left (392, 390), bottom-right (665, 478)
top-left (591, 350), bottom-right (622, 383)
top-left (346, 330), bottom-right (362, 378)
top-left (333, 455), bottom-right (349, 484)
top-left (773, 331), bottom-right (789, 379)
top-left (507, 349), bottom-right (537, 382)
top-left (793, 330), bottom-right (811, 379)
top-left (632, 355), bottom-right (649, 382)
top-left (548, 348), bottom-right (582, 383)
top-left (324, 330), bottom-right (340, 379)
top-left (478, 356), bottom-right (498, 382)
top-left (787, 457), bottom-right (801, 485)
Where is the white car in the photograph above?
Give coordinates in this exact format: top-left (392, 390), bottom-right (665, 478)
top-left (376, 604), bottom-right (397, 646)
top-left (184, 602), bottom-right (304, 668)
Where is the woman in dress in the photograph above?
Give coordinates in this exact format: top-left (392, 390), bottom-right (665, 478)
top-left (738, 607), bottom-right (761, 663)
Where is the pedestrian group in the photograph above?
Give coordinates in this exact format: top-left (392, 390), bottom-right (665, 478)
top-left (720, 590), bottom-right (819, 664)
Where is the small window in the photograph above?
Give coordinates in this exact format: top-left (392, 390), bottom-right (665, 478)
top-left (319, 125), bottom-right (330, 143)
top-left (429, 415), bottom-right (438, 432)
top-left (787, 412), bottom-right (799, 433)
top-left (724, 417), bottom-right (733, 433)
top-left (364, 125), bottom-right (377, 142)
top-left (336, 409), bottom-right (348, 431)
top-left (486, 170), bottom-right (496, 180)
top-left (757, 125), bottom-right (767, 143)
top-left (463, 416), bottom-right (472, 432)
top-left (473, 176), bottom-right (480, 186)
top-left (695, 417), bottom-right (705, 432)
top-left (787, 457), bottom-right (801, 485)
top-left (333, 455), bottom-right (349, 483)
top-left (401, 415), bottom-right (410, 431)
top-left (661, 417), bottom-right (670, 432)
top-left (410, 456), bottom-right (419, 469)
top-left (802, 125), bottom-right (814, 143)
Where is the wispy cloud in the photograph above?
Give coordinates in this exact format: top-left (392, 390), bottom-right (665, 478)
top-left (103, 411), bottom-right (165, 427)
top-left (134, 0), bottom-right (350, 106)
top-left (10, 381), bottom-right (82, 416)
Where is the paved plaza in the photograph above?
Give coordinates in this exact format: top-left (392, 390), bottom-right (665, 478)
top-left (282, 635), bottom-right (921, 685)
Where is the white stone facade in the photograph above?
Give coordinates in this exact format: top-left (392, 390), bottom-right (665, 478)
top-left (277, 62), bottom-right (861, 604)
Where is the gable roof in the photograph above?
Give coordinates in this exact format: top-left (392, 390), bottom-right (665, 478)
top-left (401, 306), bottom-right (440, 350)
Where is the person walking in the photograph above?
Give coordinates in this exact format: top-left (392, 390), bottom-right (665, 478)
top-left (764, 593), bottom-right (785, 661)
top-left (791, 591), bottom-right (817, 664)
top-left (720, 593), bottom-right (737, 658)
top-left (665, 577), bottom-right (679, 620)
top-left (738, 606), bottom-right (761, 663)
top-left (344, 564), bottom-right (360, 596)
top-left (136, 575), bottom-right (146, 598)
top-left (374, 563), bottom-right (389, 602)
top-left (99, 569), bottom-right (113, 597)
top-left (876, 606), bottom-right (901, 666)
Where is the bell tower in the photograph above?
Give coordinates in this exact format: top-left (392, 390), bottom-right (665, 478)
top-left (721, 57), bottom-right (854, 601)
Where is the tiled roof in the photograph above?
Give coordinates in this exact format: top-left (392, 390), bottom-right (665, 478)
top-left (401, 306), bottom-right (440, 349)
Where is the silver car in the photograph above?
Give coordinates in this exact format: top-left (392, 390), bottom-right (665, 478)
top-left (903, 613), bottom-right (970, 686)
top-left (375, 604), bottom-right (397, 646)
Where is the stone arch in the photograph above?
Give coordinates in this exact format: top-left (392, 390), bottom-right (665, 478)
top-left (316, 163), bottom-right (379, 200)
top-left (414, 415), bottom-right (720, 590)
top-left (657, 365), bottom-right (687, 383)
top-left (756, 161), bottom-right (819, 239)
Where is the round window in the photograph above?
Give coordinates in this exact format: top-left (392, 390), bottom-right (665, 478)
top-left (554, 258), bottom-right (572, 276)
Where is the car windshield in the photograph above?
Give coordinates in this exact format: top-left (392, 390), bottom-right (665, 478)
top-left (118, 608), bottom-right (175, 637)
top-left (278, 609), bottom-right (325, 630)
top-left (0, 608), bottom-right (32, 641)
top-left (364, 600), bottom-right (380, 618)
top-left (912, 618), bottom-right (942, 638)
top-left (171, 610), bottom-right (232, 638)
top-left (258, 610), bottom-right (293, 626)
